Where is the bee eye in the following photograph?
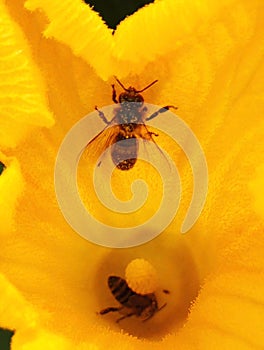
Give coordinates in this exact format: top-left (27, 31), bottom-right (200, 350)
top-left (135, 96), bottom-right (143, 104)
top-left (119, 92), bottom-right (129, 103)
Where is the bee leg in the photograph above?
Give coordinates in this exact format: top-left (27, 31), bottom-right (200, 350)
top-left (142, 303), bottom-right (167, 322)
top-left (147, 131), bottom-right (159, 137)
top-left (146, 105), bottom-right (178, 121)
top-left (116, 312), bottom-right (135, 323)
top-left (142, 313), bottom-right (155, 322)
top-left (158, 302), bottom-right (167, 311)
top-left (99, 306), bottom-right (123, 315)
top-left (111, 84), bottom-right (118, 104)
top-left (95, 106), bottom-right (110, 125)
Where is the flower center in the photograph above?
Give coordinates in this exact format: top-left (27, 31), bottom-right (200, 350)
top-left (93, 235), bottom-right (201, 340)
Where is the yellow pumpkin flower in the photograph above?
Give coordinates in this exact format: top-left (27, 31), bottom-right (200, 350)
top-left (1, 0), bottom-right (264, 349)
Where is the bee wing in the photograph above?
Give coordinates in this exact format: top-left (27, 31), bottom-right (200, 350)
top-left (82, 122), bottom-right (121, 167)
top-left (137, 122), bottom-right (171, 169)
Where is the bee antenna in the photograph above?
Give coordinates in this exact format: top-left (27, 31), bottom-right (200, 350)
top-left (158, 302), bottom-right (167, 312)
top-left (114, 76), bottom-right (128, 91)
top-left (137, 79), bottom-right (158, 93)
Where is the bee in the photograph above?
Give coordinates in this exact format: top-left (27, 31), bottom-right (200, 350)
top-left (99, 276), bottom-right (166, 323)
top-left (87, 77), bottom-right (177, 171)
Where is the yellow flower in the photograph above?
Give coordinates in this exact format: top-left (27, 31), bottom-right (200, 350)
top-left (1, 0), bottom-right (264, 349)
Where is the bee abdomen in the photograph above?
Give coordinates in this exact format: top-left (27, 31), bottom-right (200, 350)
top-left (108, 276), bottom-right (135, 306)
top-left (111, 135), bottom-right (138, 170)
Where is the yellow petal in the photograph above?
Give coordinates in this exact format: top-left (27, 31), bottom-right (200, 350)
top-left (0, 273), bottom-right (37, 330)
top-left (25, 0), bottom-right (115, 80)
top-left (170, 231), bottom-right (264, 350)
top-left (12, 329), bottom-right (74, 350)
top-left (113, 0), bottom-right (230, 62)
top-left (249, 164), bottom-right (264, 219)
top-left (0, 152), bottom-right (24, 234)
top-left (0, 1), bottom-right (54, 148)
top-left (24, 0), bottom-right (264, 80)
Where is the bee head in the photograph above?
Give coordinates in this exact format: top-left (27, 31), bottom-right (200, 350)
top-left (142, 298), bottom-right (158, 320)
top-left (114, 76), bottom-right (158, 105)
top-left (119, 89), bottom-right (144, 104)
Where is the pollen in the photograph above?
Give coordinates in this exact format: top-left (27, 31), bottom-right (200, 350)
top-left (125, 258), bottom-right (159, 295)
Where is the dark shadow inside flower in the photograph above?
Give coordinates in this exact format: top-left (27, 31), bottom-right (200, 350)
top-left (84, 0), bottom-right (155, 30)
top-left (0, 328), bottom-right (15, 350)
top-left (0, 161), bottom-right (6, 175)
top-left (92, 233), bottom-right (200, 340)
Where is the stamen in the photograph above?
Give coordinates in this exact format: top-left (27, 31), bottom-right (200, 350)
top-left (125, 258), bottom-right (158, 295)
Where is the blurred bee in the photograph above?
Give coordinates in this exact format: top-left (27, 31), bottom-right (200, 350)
top-left (99, 276), bottom-right (166, 323)
top-left (87, 77), bottom-right (177, 171)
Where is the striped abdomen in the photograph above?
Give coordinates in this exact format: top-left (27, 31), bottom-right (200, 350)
top-left (108, 276), bottom-right (136, 307)
top-left (111, 129), bottom-right (138, 171)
